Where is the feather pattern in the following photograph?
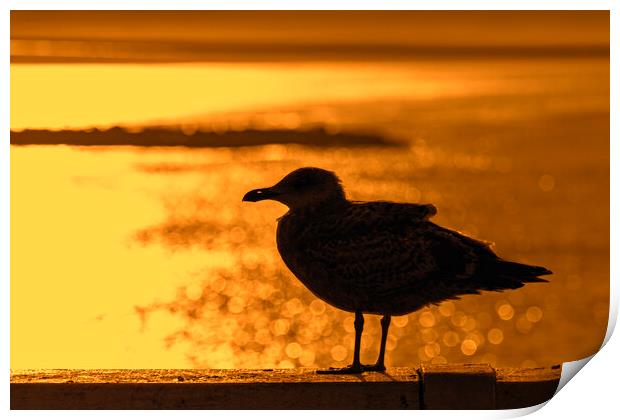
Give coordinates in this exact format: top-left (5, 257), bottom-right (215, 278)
top-left (277, 200), bottom-right (549, 316)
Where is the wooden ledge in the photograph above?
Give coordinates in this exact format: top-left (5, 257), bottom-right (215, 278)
top-left (496, 366), bottom-right (563, 409)
top-left (10, 365), bottom-right (561, 410)
top-left (10, 367), bottom-right (418, 384)
top-left (419, 364), bottom-right (496, 409)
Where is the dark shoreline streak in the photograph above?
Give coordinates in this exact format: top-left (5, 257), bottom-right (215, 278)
top-left (10, 127), bottom-right (401, 148)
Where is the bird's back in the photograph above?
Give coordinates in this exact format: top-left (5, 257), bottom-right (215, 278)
top-left (277, 200), bottom-right (549, 315)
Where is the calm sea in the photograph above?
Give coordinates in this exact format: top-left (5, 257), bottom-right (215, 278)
top-left (11, 57), bottom-right (609, 369)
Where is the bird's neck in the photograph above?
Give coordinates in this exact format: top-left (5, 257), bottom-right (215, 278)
top-left (289, 196), bottom-right (350, 218)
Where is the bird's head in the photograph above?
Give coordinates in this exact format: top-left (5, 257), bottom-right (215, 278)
top-left (242, 167), bottom-right (346, 210)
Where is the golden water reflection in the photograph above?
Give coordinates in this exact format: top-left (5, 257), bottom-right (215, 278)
top-left (11, 140), bottom-right (608, 369)
top-left (11, 57), bottom-right (609, 369)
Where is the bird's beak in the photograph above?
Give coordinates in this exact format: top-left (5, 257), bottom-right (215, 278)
top-left (242, 187), bottom-right (280, 202)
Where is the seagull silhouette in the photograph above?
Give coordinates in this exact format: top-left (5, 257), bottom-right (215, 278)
top-left (243, 167), bottom-right (551, 374)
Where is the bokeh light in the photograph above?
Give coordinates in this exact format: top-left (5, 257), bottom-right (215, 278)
top-left (526, 306), bottom-right (544, 323)
top-left (419, 311), bottom-right (436, 328)
top-left (487, 328), bottom-right (504, 345)
top-left (438, 301), bottom-right (456, 317)
top-left (330, 345), bottom-right (348, 362)
top-left (461, 339), bottom-right (478, 356)
top-left (11, 50), bottom-right (609, 369)
top-left (538, 174), bottom-right (556, 192)
top-left (497, 304), bottom-right (515, 321)
top-left (285, 342), bottom-right (302, 359)
top-left (443, 331), bottom-right (460, 347)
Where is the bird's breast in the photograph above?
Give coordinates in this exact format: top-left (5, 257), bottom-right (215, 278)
top-left (275, 215), bottom-right (358, 312)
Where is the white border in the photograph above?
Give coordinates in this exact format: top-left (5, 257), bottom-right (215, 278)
top-left (3, 1), bottom-right (616, 419)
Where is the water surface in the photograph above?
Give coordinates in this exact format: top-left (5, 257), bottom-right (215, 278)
top-left (11, 57), bottom-right (609, 369)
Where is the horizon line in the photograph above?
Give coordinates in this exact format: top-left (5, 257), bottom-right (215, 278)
top-left (11, 39), bottom-right (609, 64)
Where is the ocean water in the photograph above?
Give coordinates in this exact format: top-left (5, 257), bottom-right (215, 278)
top-left (10, 57), bottom-right (609, 369)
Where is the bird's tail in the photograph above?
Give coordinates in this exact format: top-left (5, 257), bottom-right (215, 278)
top-left (479, 259), bottom-right (552, 291)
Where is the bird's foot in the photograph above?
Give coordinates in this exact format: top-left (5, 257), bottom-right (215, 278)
top-left (316, 364), bottom-right (365, 374)
top-left (362, 363), bottom-right (386, 372)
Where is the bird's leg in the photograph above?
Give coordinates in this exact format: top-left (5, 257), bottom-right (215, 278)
top-left (316, 311), bottom-right (365, 374)
top-left (363, 315), bottom-right (391, 372)
top-left (352, 311), bottom-right (364, 367)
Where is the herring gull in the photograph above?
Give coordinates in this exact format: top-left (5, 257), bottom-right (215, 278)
top-left (243, 167), bottom-right (551, 374)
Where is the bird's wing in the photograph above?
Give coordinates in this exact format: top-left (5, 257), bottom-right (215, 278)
top-left (308, 201), bottom-right (437, 239)
top-left (349, 200), bottom-right (438, 221)
top-left (298, 205), bottom-right (497, 311)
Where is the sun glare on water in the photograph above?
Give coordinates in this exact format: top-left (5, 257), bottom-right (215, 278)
top-left (10, 55), bottom-right (609, 369)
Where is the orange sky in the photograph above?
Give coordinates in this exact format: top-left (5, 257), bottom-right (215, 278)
top-left (11, 11), bottom-right (609, 62)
